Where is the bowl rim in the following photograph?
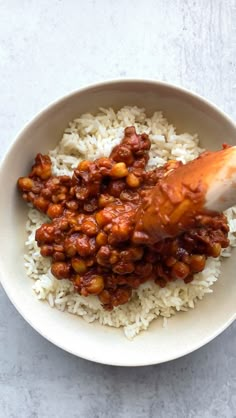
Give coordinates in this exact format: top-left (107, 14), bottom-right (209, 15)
top-left (1, 77), bottom-right (236, 164)
top-left (0, 78), bottom-right (236, 366)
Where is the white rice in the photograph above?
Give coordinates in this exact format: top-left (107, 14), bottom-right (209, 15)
top-left (24, 106), bottom-right (236, 339)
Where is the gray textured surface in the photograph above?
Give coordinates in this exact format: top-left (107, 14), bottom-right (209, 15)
top-left (0, 0), bottom-right (236, 417)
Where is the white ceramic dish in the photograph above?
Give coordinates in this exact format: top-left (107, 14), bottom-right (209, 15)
top-left (0, 80), bottom-right (236, 366)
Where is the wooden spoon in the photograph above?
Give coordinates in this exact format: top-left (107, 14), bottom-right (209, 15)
top-left (133, 145), bottom-right (236, 244)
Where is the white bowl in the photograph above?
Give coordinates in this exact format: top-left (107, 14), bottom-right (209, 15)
top-left (0, 80), bottom-right (236, 366)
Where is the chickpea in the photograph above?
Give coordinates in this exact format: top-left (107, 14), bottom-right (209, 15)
top-left (112, 261), bottom-right (135, 274)
top-left (56, 193), bottom-right (66, 201)
top-left (119, 190), bottom-right (139, 202)
top-left (51, 178), bottom-right (60, 186)
top-left (130, 247), bottom-right (144, 261)
top-left (53, 252), bottom-right (65, 261)
top-left (103, 224), bottom-right (112, 233)
top-left (51, 195), bottom-right (59, 203)
top-left (110, 162), bottom-right (128, 178)
top-left (18, 177), bottom-right (34, 191)
top-left (132, 168), bottom-right (143, 177)
top-left (98, 194), bottom-right (115, 208)
top-left (155, 278), bottom-right (167, 288)
top-left (85, 257), bottom-right (95, 267)
top-left (126, 173), bottom-right (140, 188)
top-left (128, 277), bottom-right (141, 289)
top-left (47, 204), bottom-right (63, 219)
top-left (182, 254), bottom-right (191, 265)
top-left (97, 157), bottom-right (113, 169)
top-left (65, 244), bottom-right (77, 257)
top-left (64, 236), bottom-right (78, 257)
top-left (81, 219), bottom-right (98, 236)
top-left (41, 188), bottom-right (52, 199)
top-left (99, 290), bottom-right (111, 305)
top-left (112, 287), bottom-right (132, 307)
top-left (57, 218), bottom-right (69, 231)
top-left (66, 200), bottom-right (79, 211)
top-left (86, 275), bottom-right (104, 295)
top-left (71, 257), bottom-right (87, 274)
top-left (89, 237), bottom-right (97, 254)
top-left (83, 198), bottom-right (98, 213)
top-left (171, 261), bottom-right (190, 280)
top-left (133, 158), bottom-right (146, 169)
top-left (76, 235), bottom-right (95, 257)
top-left (51, 262), bottom-right (71, 279)
top-left (35, 224), bottom-right (55, 243)
top-left (135, 262), bottom-right (153, 277)
top-left (165, 256), bottom-right (177, 267)
top-left (31, 155), bottom-right (51, 180)
top-left (31, 183), bottom-right (42, 193)
top-left (108, 180), bottom-right (126, 197)
top-left (184, 275), bottom-right (194, 284)
top-left (110, 222), bottom-right (131, 242)
top-left (96, 210), bottom-right (113, 227)
top-left (124, 126), bottom-right (136, 137)
top-left (96, 245), bottom-right (111, 266)
top-left (59, 186), bottom-right (68, 194)
top-left (58, 175), bottom-right (71, 185)
top-left (208, 243), bottom-right (222, 258)
top-left (190, 255), bottom-right (206, 272)
top-left (73, 275), bottom-right (81, 287)
top-left (109, 251), bottom-right (119, 265)
top-left (122, 247), bottom-right (144, 261)
top-left (111, 145), bottom-right (134, 166)
top-left (75, 187), bottom-right (89, 201)
top-left (40, 245), bottom-right (54, 257)
top-left (68, 218), bottom-right (77, 228)
top-left (96, 231), bottom-right (108, 247)
top-left (78, 160), bottom-right (91, 171)
top-left (53, 244), bottom-right (64, 252)
top-left (156, 263), bottom-right (169, 280)
top-left (76, 214), bottom-right (86, 225)
top-left (39, 166), bottom-right (51, 180)
top-left (34, 196), bottom-right (49, 212)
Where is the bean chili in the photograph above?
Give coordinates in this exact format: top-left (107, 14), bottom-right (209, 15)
top-left (18, 127), bottom-right (229, 310)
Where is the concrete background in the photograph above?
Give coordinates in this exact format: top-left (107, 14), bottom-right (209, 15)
top-left (0, 0), bottom-right (236, 417)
